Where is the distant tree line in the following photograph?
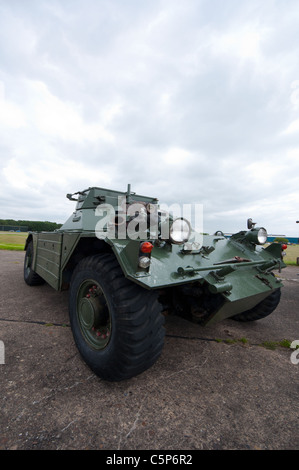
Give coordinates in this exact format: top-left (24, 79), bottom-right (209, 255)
top-left (0, 219), bottom-right (62, 232)
top-left (273, 237), bottom-right (289, 244)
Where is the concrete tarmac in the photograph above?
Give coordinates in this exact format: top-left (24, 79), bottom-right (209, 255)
top-left (0, 250), bottom-right (298, 450)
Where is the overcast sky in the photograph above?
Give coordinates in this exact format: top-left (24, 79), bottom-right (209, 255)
top-left (0, 0), bottom-right (299, 236)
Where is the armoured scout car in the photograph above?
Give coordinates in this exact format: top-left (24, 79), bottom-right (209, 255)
top-left (24, 185), bottom-right (286, 381)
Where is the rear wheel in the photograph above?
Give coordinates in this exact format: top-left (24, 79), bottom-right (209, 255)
top-left (24, 241), bottom-right (45, 286)
top-left (69, 253), bottom-right (165, 381)
top-left (232, 288), bottom-right (281, 322)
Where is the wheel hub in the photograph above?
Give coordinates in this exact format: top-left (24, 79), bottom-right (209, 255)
top-left (79, 296), bottom-right (105, 330)
top-left (77, 282), bottom-right (111, 349)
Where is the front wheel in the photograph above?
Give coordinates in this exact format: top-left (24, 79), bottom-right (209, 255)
top-left (232, 288), bottom-right (281, 322)
top-left (69, 253), bottom-right (165, 381)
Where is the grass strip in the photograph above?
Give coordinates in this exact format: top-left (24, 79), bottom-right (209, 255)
top-left (0, 243), bottom-right (24, 251)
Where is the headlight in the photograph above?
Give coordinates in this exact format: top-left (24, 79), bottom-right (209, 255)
top-left (257, 228), bottom-right (267, 244)
top-left (245, 227), bottom-right (268, 245)
top-left (169, 218), bottom-right (191, 244)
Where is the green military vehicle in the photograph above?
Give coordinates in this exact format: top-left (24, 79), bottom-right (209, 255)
top-left (24, 185), bottom-right (286, 381)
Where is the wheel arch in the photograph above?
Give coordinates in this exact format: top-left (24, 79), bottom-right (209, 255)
top-left (24, 233), bottom-right (33, 250)
top-left (61, 236), bottom-right (114, 289)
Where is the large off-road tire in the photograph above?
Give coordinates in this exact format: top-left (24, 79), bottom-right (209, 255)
top-left (69, 253), bottom-right (165, 381)
top-left (24, 241), bottom-right (45, 286)
top-left (232, 288), bottom-right (281, 322)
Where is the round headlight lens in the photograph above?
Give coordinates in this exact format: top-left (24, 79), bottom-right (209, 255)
top-left (169, 218), bottom-right (191, 244)
top-left (257, 228), bottom-right (267, 244)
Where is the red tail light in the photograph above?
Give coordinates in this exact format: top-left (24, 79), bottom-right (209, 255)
top-left (282, 244), bottom-right (288, 250)
top-left (140, 242), bottom-right (154, 253)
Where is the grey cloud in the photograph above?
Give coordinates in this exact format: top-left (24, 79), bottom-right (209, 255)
top-left (0, 0), bottom-right (298, 236)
